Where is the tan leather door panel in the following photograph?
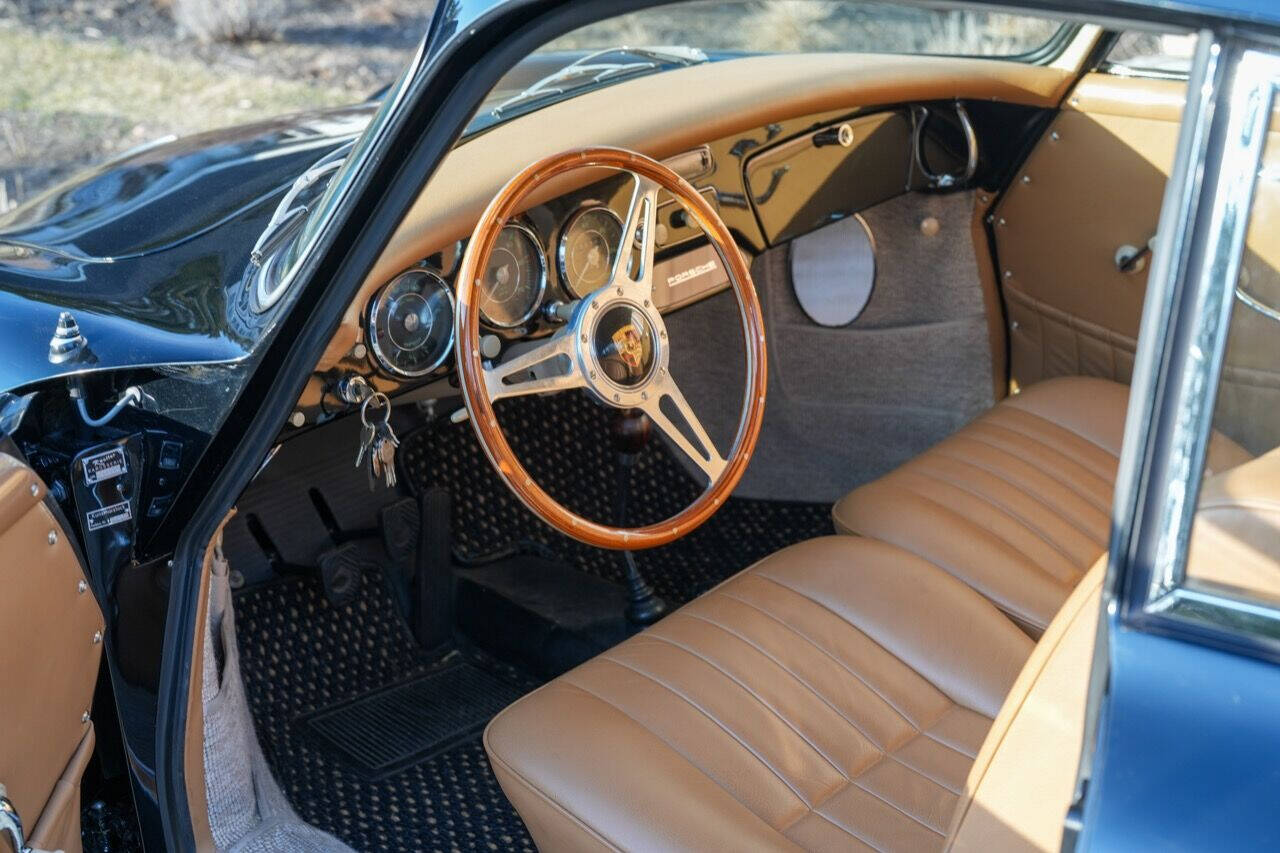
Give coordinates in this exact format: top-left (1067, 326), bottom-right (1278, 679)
top-left (0, 452), bottom-right (104, 853)
top-left (993, 73), bottom-right (1182, 388)
top-left (994, 72), bottom-right (1280, 453)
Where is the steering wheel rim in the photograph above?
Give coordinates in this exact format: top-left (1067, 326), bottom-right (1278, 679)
top-left (454, 146), bottom-right (767, 550)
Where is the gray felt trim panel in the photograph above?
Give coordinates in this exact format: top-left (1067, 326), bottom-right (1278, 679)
top-left (665, 190), bottom-right (994, 503)
top-left (202, 544), bottom-right (354, 853)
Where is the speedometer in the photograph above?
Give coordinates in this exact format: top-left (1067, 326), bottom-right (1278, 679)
top-left (479, 223), bottom-right (546, 328)
top-left (367, 268), bottom-right (455, 378)
top-left (558, 205), bottom-right (623, 298)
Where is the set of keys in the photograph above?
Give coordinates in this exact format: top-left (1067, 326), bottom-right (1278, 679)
top-left (355, 391), bottom-right (400, 489)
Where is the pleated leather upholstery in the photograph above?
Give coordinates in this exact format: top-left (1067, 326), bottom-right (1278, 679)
top-left (485, 536), bottom-right (1033, 852)
top-left (833, 377), bottom-right (1251, 632)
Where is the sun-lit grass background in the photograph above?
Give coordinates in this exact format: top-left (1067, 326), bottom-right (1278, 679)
top-left (0, 0), bottom-right (1066, 210)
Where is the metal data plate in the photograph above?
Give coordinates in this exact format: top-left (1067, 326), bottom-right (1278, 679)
top-left (651, 243), bottom-right (730, 312)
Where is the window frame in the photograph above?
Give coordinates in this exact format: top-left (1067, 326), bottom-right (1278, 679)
top-left (1113, 40), bottom-right (1280, 654)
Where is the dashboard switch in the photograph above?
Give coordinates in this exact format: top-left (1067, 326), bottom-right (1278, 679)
top-left (813, 123), bottom-right (854, 148)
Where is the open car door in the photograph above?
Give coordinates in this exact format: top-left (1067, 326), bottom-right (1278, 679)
top-left (0, 450), bottom-right (105, 853)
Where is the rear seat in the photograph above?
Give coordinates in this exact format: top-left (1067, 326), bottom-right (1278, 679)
top-left (833, 377), bottom-right (1252, 633)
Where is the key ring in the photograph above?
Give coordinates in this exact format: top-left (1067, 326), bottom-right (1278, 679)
top-left (360, 391), bottom-right (392, 427)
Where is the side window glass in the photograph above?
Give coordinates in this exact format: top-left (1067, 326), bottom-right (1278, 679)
top-left (1187, 83), bottom-right (1280, 606)
top-left (1103, 31), bottom-right (1197, 78)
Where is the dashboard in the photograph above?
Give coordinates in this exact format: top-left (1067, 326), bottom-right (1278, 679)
top-left (291, 51), bottom-right (1071, 429)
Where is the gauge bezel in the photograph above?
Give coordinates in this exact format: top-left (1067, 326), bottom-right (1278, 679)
top-left (367, 267), bottom-right (456, 379)
top-left (556, 204), bottom-right (624, 300)
top-left (479, 221), bottom-right (548, 329)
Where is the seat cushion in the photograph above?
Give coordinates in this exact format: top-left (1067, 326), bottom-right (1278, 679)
top-left (832, 377), bottom-right (1251, 633)
top-left (484, 536), bottom-right (1034, 852)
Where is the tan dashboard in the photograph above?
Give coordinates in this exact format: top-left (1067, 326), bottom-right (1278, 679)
top-left (294, 51), bottom-right (1076, 423)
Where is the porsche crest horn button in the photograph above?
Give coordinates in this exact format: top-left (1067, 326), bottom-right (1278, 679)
top-left (592, 304), bottom-right (657, 387)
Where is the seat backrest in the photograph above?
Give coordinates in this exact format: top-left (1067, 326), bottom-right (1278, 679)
top-left (1187, 447), bottom-right (1280, 599)
top-left (946, 447), bottom-right (1280, 851)
top-left (943, 556), bottom-right (1102, 852)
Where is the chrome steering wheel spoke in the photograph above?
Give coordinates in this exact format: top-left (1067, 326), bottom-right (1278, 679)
top-left (641, 373), bottom-right (727, 483)
top-left (483, 327), bottom-right (584, 402)
top-left (611, 173), bottom-right (662, 299)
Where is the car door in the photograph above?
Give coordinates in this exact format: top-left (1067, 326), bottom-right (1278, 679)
top-left (991, 38), bottom-right (1280, 456)
top-left (0, 449), bottom-right (105, 853)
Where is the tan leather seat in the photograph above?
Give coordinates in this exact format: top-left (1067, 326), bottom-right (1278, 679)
top-left (832, 377), bottom-right (1251, 633)
top-left (485, 536), bottom-right (1036, 851)
top-left (484, 391), bottom-right (1277, 852)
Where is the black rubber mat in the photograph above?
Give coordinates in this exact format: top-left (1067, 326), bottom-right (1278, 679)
top-left (234, 550), bottom-right (539, 852)
top-left (232, 393), bottom-right (833, 851)
top-left (301, 662), bottom-right (525, 780)
top-left (400, 390), bottom-right (833, 607)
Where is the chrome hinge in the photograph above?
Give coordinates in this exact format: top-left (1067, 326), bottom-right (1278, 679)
top-left (0, 783), bottom-right (31, 853)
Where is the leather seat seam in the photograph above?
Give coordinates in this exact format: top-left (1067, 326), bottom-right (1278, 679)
top-left (595, 654), bottom-right (816, 808)
top-left (865, 480), bottom-right (1071, 598)
top-left (920, 727), bottom-right (980, 762)
top-left (800, 806), bottom-right (887, 853)
top-left (638, 631), bottom-right (852, 782)
top-left (846, 773), bottom-right (947, 838)
top-left (885, 742), bottom-right (964, 795)
top-left (751, 571), bottom-right (1014, 716)
top-left (557, 675), bottom-right (803, 826)
top-left (923, 448), bottom-right (1108, 546)
top-left (673, 609), bottom-right (892, 750)
top-left (997, 402), bottom-right (1123, 462)
top-left (972, 416), bottom-right (1116, 486)
top-left (944, 432), bottom-right (1112, 516)
top-left (715, 587), bottom-right (925, 729)
top-left (895, 470), bottom-right (1086, 580)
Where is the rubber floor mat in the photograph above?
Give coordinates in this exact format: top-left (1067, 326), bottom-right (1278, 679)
top-left (399, 389), bottom-right (834, 607)
top-left (301, 663), bottom-right (525, 780)
top-left (235, 552), bottom-right (539, 852)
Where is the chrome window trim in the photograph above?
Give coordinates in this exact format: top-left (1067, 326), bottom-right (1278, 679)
top-left (1137, 46), bottom-right (1280, 636)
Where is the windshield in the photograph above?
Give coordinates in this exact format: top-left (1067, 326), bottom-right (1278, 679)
top-left (272, 0), bottom-right (1067, 307)
top-left (466, 0), bottom-right (1067, 135)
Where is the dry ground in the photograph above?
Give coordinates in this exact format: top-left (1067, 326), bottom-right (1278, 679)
top-left (0, 0), bottom-right (1062, 209)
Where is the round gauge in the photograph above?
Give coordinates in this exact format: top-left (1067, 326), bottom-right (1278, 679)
top-left (367, 268), bottom-right (455, 378)
top-left (558, 206), bottom-right (623, 298)
top-left (478, 223), bottom-right (546, 328)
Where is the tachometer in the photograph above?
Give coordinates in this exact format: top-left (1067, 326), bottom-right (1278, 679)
top-left (558, 205), bottom-right (623, 298)
top-left (479, 223), bottom-right (546, 328)
top-left (367, 268), bottom-right (455, 378)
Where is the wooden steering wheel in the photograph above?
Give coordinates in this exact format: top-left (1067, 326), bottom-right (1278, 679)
top-left (454, 147), bottom-right (766, 550)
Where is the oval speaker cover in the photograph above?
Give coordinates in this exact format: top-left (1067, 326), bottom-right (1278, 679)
top-left (789, 214), bottom-right (876, 327)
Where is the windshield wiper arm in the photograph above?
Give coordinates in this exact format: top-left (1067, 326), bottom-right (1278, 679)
top-left (492, 46), bottom-right (708, 118)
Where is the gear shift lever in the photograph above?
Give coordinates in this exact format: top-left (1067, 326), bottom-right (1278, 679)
top-left (609, 408), bottom-right (668, 625)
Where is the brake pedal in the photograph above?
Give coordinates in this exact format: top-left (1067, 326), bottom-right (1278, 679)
top-left (317, 541), bottom-right (364, 607)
